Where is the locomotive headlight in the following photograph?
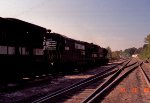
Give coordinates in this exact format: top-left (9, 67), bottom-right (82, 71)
top-left (51, 62), bottom-right (54, 65)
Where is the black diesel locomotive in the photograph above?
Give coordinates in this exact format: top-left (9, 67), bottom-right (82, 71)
top-left (0, 17), bottom-right (108, 81)
top-left (44, 32), bottom-right (108, 72)
top-left (0, 17), bottom-right (48, 81)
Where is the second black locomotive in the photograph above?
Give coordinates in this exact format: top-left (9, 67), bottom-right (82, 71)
top-left (44, 32), bottom-right (108, 72)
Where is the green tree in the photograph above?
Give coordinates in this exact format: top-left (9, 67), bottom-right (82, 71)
top-left (144, 34), bottom-right (150, 44)
top-left (123, 47), bottom-right (137, 57)
top-left (106, 46), bottom-right (112, 59)
top-left (112, 51), bottom-right (121, 60)
top-left (144, 34), bottom-right (150, 54)
top-left (139, 34), bottom-right (150, 59)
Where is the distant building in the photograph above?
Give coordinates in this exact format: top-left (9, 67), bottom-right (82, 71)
top-left (132, 54), bottom-right (138, 58)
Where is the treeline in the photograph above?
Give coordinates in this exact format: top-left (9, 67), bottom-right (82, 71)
top-left (106, 47), bottom-right (123, 60)
top-left (139, 34), bottom-right (150, 59)
top-left (106, 34), bottom-right (150, 60)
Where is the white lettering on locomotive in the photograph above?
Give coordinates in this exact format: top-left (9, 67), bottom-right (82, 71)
top-left (46, 39), bottom-right (57, 50)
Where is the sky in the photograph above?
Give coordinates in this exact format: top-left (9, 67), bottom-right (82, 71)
top-left (0, 0), bottom-right (150, 51)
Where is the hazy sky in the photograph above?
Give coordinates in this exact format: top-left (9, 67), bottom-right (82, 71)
top-left (0, 0), bottom-right (150, 51)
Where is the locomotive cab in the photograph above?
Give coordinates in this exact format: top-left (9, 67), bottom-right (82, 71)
top-left (43, 32), bottom-right (65, 72)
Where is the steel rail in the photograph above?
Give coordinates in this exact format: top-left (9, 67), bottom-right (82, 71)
top-left (82, 60), bottom-right (138, 103)
top-left (32, 60), bottom-right (128, 103)
top-left (139, 62), bottom-right (150, 88)
top-left (32, 70), bottom-right (117, 103)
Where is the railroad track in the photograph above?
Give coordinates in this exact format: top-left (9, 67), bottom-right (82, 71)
top-left (139, 62), bottom-right (150, 88)
top-left (31, 59), bottom-right (137, 103)
top-left (0, 61), bottom-right (122, 93)
top-left (83, 60), bottom-right (139, 103)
